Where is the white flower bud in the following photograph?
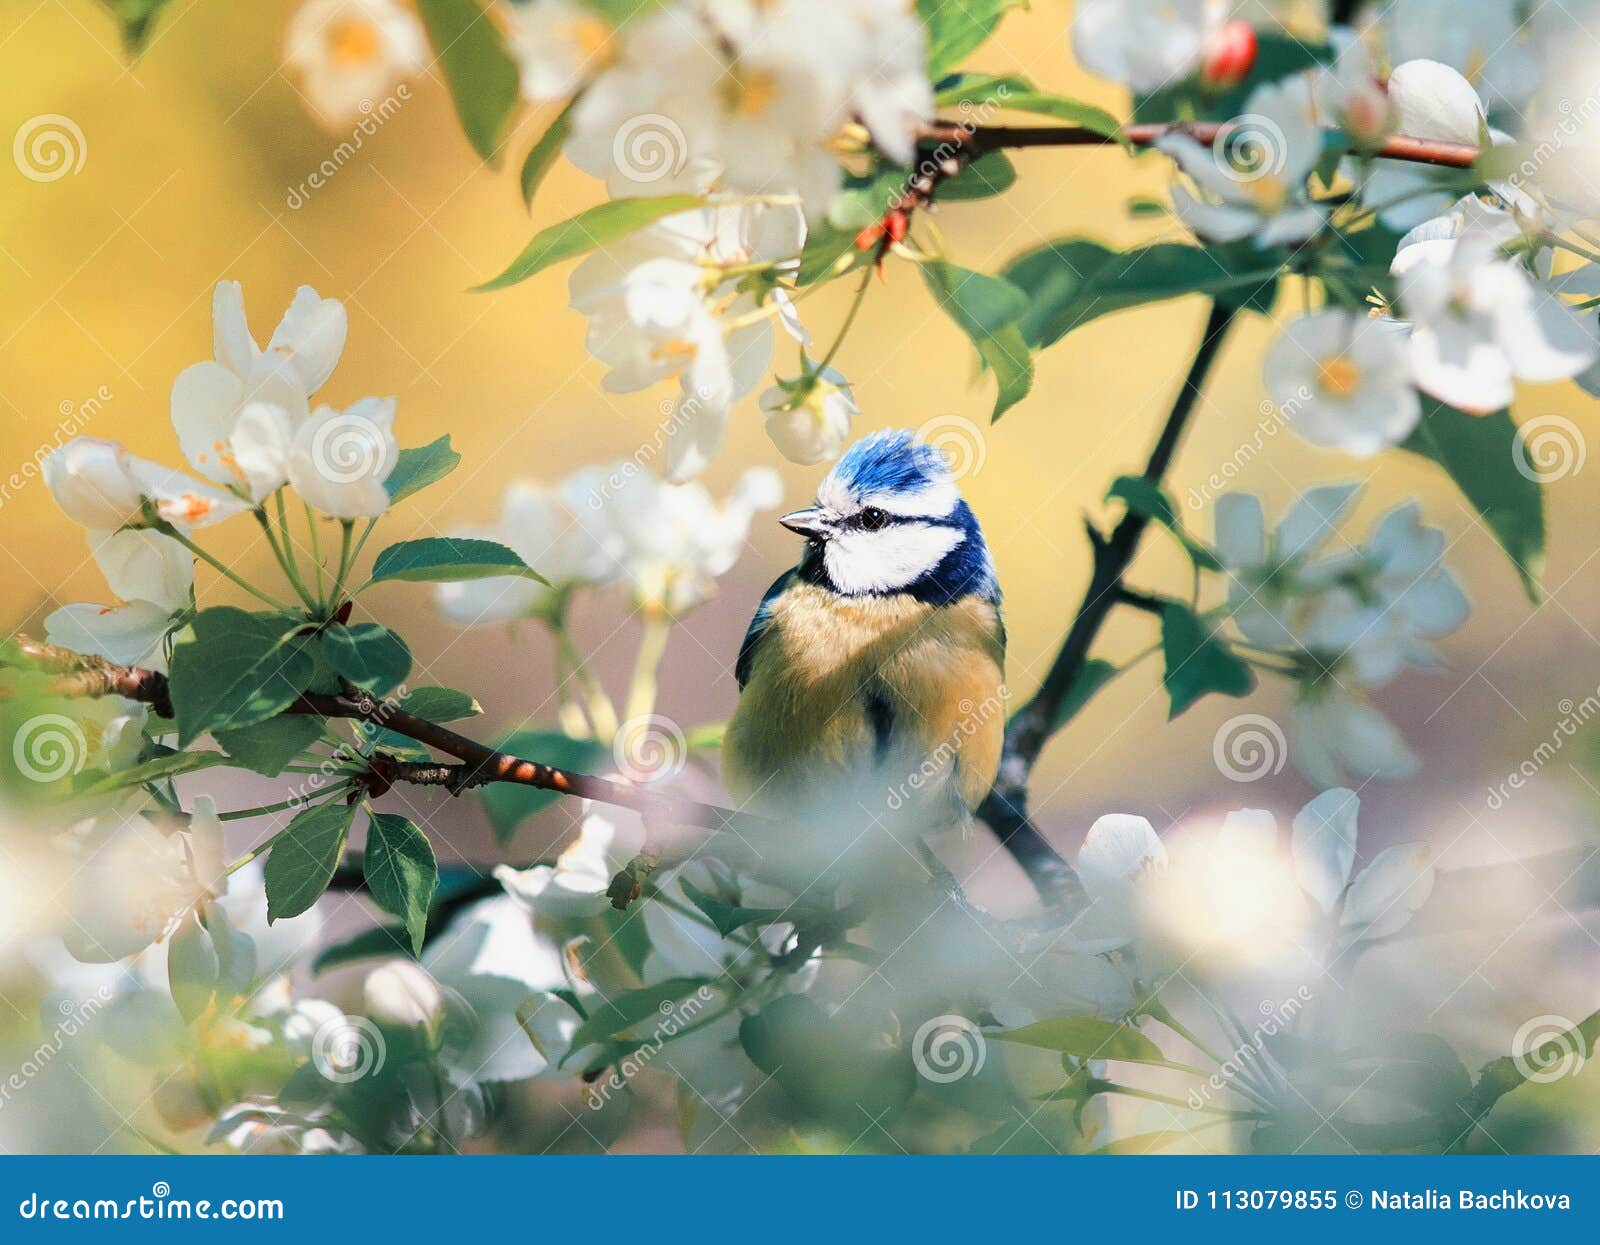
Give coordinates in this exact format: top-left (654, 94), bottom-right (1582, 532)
top-left (1387, 59), bottom-right (1484, 147)
top-left (44, 438), bottom-right (148, 530)
top-left (363, 959), bottom-right (444, 1031)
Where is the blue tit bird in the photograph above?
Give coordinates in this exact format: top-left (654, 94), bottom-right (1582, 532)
top-left (722, 428), bottom-right (1005, 826)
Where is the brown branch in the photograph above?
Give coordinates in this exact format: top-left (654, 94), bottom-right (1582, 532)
top-left (975, 300), bottom-right (1241, 900)
top-left (10, 637), bottom-right (766, 841)
top-left (10, 636), bottom-right (175, 717)
top-left (921, 120), bottom-right (1481, 170)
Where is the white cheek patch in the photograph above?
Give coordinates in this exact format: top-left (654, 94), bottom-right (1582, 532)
top-left (825, 522), bottom-right (964, 594)
top-left (815, 474), bottom-right (958, 521)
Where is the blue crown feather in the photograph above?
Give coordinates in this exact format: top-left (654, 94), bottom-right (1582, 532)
top-left (832, 428), bottom-right (952, 500)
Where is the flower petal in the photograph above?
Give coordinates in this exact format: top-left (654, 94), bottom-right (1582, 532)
top-left (1290, 786), bottom-right (1359, 912)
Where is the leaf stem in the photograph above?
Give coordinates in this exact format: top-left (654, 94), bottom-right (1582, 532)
top-left (159, 523), bottom-right (290, 612)
top-left (816, 267), bottom-right (872, 373)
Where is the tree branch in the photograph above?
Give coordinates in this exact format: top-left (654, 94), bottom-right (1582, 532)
top-left (922, 120), bottom-right (1480, 170)
top-left (9, 636), bottom-right (766, 841)
top-left (976, 300), bottom-right (1240, 898)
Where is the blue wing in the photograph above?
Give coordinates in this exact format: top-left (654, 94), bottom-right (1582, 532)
top-left (735, 569), bottom-right (796, 689)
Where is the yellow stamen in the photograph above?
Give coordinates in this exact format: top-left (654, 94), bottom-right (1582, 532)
top-left (1316, 356), bottom-right (1362, 397)
top-left (327, 19), bottom-right (381, 67)
top-left (720, 67), bottom-right (781, 118)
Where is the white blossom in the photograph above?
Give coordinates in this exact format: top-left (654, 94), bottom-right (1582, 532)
top-left (760, 363), bottom-right (859, 465)
top-left (172, 282), bottom-right (347, 504)
top-left (1394, 230), bottom-right (1598, 413)
top-left (569, 204), bottom-right (805, 479)
top-left (564, 1), bottom-right (929, 215)
top-left (1214, 486), bottom-right (1468, 787)
top-left (284, 0), bottom-right (427, 126)
top-left (502, 0), bottom-right (615, 102)
top-left (496, 804), bottom-right (647, 918)
top-left (44, 437), bottom-right (243, 530)
top-left (598, 464), bottom-right (781, 614)
top-left (62, 803), bottom-right (225, 964)
top-left (1292, 687), bottom-right (1419, 789)
top-left (1374, 0), bottom-right (1542, 114)
top-left (1264, 309), bottom-right (1419, 454)
top-left (434, 473), bottom-right (620, 626)
top-left (423, 896), bottom-right (582, 1082)
top-left (45, 529), bottom-right (193, 672)
top-left (286, 397), bottom-right (400, 518)
top-left (1158, 77), bottom-right (1327, 247)
top-left (363, 959), bottom-right (445, 1031)
top-left (1072, 0), bottom-right (1208, 93)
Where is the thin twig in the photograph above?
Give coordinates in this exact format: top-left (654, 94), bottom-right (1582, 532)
top-left (920, 121), bottom-right (1480, 170)
top-left (975, 301), bottom-right (1240, 900)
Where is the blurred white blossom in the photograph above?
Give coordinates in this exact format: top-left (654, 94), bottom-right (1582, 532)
top-left (564, 0), bottom-right (930, 214)
top-left (285, 0), bottom-right (427, 126)
top-left (502, 0), bottom-right (615, 102)
top-left (1214, 485), bottom-right (1467, 787)
top-left (62, 800), bottom-right (225, 964)
top-left (1159, 77), bottom-right (1327, 247)
top-left (1072, 0), bottom-right (1208, 93)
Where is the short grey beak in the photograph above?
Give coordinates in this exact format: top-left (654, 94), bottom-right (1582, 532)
top-left (779, 507), bottom-right (828, 539)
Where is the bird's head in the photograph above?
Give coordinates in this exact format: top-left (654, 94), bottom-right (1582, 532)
top-left (782, 428), bottom-right (998, 603)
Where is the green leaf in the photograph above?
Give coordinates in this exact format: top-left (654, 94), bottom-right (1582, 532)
top-left (386, 436), bottom-right (461, 504)
top-left (1039, 658), bottom-right (1116, 734)
top-left (917, 0), bottom-right (1027, 78)
top-left (168, 608), bottom-right (315, 747)
top-left (1401, 399), bottom-right (1544, 602)
top-left (481, 730), bottom-right (612, 845)
top-left (937, 151), bottom-right (1017, 201)
top-left (933, 73), bottom-right (1122, 141)
top-left (167, 911), bottom-right (219, 1025)
top-left (398, 686), bottom-right (482, 721)
top-left (415, 0), bottom-right (520, 163)
top-left (264, 802), bottom-right (356, 923)
top-left (920, 260), bottom-right (1034, 420)
top-left (65, 749), bottom-right (233, 801)
top-left (581, 0), bottom-right (665, 20)
top-left (98, 0), bottom-right (175, 52)
top-left (679, 878), bottom-right (787, 938)
top-left (996, 1016), bottom-right (1167, 1064)
top-left (1107, 475), bottom-right (1221, 570)
top-left (322, 623), bottom-right (412, 696)
top-left (364, 813), bottom-right (438, 956)
top-left (1160, 601), bottom-right (1255, 718)
top-left (1003, 238), bottom-right (1273, 349)
top-left (312, 923), bottom-right (416, 974)
top-left (521, 97), bottom-right (578, 207)
top-left (215, 715), bottom-right (326, 777)
top-left (828, 166), bottom-right (908, 231)
top-left (365, 537), bottom-right (548, 587)
top-left (562, 976), bottom-right (715, 1062)
top-left (478, 195), bottom-right (704, 291)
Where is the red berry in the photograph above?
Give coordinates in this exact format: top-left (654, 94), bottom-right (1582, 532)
top-left (1200, 21), bottom-right (1257, 90)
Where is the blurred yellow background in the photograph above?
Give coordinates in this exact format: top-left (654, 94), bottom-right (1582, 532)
top-left (4, 0), bottom-right (1599, 924)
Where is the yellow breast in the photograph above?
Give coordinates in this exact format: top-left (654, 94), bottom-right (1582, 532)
top-left (721, 583), bottom-right (1005, 816)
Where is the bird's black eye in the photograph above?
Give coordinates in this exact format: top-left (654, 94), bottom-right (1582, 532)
top-left (858, 506), bottom-right (889, 531)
